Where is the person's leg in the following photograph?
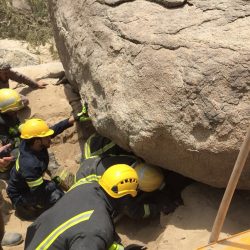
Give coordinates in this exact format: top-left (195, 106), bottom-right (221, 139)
top-left (0, 206), bottom-right (22, 246)
top-left (14, 195), bottom-right (42, 221)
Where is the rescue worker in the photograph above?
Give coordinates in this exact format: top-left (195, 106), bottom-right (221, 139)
top-left (0, 144), bottom-right (23, 248)
top-left (83, 132), bottom-right (134, 159)
top-left (25, 164), bottom-right (146, 250)
top-left (74, 155), bottom-right (175, 220)
top-left (0, 60), bottom-right (47, 89)
top-left (0, 88), bottom-right (25, 179)
top-left (77, 131), bottom-right (185, 219)
top-left (6, 116), bottom-right (78, 220)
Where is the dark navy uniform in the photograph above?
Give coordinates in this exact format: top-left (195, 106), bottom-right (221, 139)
top-left (83, 133), bottom-right (133, 159)
top-left (25, 182), bottom-right (121, 250)
top-left (7, 119), bottom-right (73, 218)
top-left (75, 156), bottom-right (160, 220)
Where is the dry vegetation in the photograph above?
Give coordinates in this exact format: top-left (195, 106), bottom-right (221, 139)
top-left (0, 0), bottom-right (53, 47)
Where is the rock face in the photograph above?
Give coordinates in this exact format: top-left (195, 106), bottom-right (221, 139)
top-left (48, 0), bottom-right (250, 188)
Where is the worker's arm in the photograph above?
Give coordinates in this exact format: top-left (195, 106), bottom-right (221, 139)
top-left (9, 70), bottom-right (47, 89)
top-left (50, 117), bottom-right (75, 138)
top-left (21, 157), bottom-right (58, 200)
top-left (123, 202), bottom-right (160, 220)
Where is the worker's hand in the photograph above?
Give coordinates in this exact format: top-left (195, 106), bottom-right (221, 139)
top-left (36, 81), bottom-right (48, 89)
top-left (125, 244), bottom-right (147, 250)
top-left (0, 144), bottom-right (14, 170)
top-left (74, 104), bottom-right (91, 122)
top-left (52, 169), bottom-right (75, 191)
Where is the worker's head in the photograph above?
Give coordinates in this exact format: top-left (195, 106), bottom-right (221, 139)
top-left (134, 162), bottom-right (165, 192)
top-left (0, 88), bottom-right (25, 113)
top-left (99, 164), bottom-right (139, 199)
top-left (19, 118), bottom-right (54, 150)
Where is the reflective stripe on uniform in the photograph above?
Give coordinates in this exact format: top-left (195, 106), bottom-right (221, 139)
top-left (26, 177), bottom-right (43, 188)
top-left (83, 134), bottom-right (116, 159)
top-left (143, 204), bottom-right (150, 218)
top-left (109, 242), bottom-right (124, 250)
top-left (84, 134), bottom-right (95, 159)
top-left (15, 153), bottom-right (20, 171)
top-left (36, 210), bottom-right (94, 250)
top-left (59, 169), bottom-right (67, 181)
top-left (68, 174), bottom-right (101, 192)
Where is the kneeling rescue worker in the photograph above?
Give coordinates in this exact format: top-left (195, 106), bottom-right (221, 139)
top-left (7, 117), bottom-right (76, 220)
top-left (25, 164), bottom-right (147, 250)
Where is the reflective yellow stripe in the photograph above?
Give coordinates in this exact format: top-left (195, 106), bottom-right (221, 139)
top-left (84, 174), bottom-right (100, 182)
top-left (109, 242), bottom-right (124, 250)
top-left (15, 153), bottom-right (20, 171)
top-left (59, 169), bottom-right (67, 181)
top-left (68, 180), bottom-right (92, 192)
top-left (36, 210), bottom-right (94, 250)
top-left (91, 141), bottom-right (115, 157)
top-left (143, 204), bottom-right (150, 218)
top-left (27, 177), bottom-right (43, 188)
top-left (68, 174), bottom-right (101, 192)
top-left (84, 134), bottom-right (95, 159)
top-left (83, 134), bottom-right (116, 159)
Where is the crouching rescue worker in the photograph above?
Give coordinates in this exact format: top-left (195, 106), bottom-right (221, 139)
top-left (74, 155), bottom-right (176, 220)
top-left (0, 88), bottom-right (27, 179)
top-left (76, 131), bottom-right (184, 219)
top-left (6, 117), bottom-right (76, 220)
top-left (25, 164), bottom-right (147, 250)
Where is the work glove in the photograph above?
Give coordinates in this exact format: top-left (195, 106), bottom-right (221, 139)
top-left (74, 104), bottom-right (91, 122)
top-left (44, 180), bottom-right (57, 193)
top-left (125, 244), bottom-right (147, 250)
top-left (52, 168), bottom-right (75, 191)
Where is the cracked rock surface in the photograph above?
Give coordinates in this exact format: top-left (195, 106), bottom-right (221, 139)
top-left (49, 0), bottom-right (250, 188)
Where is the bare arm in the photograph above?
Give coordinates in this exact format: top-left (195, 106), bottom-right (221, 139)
top-left (9, 70), bottom-right (47, 89)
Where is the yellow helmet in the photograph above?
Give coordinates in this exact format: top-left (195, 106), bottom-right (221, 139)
top-left (0, 88), bottom-right (24, 113)
top-left (99, 164), bottom-right (138, 198)
top-left (19, 118), bottom-right (54, 139)
top-left (134, 163), bottom-right (164, 192)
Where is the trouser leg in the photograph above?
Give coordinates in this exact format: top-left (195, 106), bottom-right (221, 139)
top-left (64, 84), bottom-right (96, 149)
top-left (0, 208), bottom-right (4, 250)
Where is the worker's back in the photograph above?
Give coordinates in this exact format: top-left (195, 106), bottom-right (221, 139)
top-left (25, 182), bottom-right (116, 250)
top-left (76, 155), bottom-right (137, 182)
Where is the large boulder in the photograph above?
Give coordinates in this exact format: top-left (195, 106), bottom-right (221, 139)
top-left (48, 0), bottom-right (250, 188)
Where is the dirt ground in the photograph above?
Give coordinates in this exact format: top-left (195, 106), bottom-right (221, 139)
top-left (1, 63), bottom-right (250, 250)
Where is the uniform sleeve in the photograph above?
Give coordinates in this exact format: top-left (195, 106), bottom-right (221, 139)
top-left (9, 70), bottom-right (38, 88)
top-left (70, 235), bottom-right (106, 250)
top-left (50, 119), bottom-right (73, 138)
top-left (123, 202), bottom-right (160, 220)
top-left (20, 157), bottom-right (44, 189)
top-left (19, 157), bottom-right (56, 202)
top-left (120, 195), bottom-right (160, 220)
